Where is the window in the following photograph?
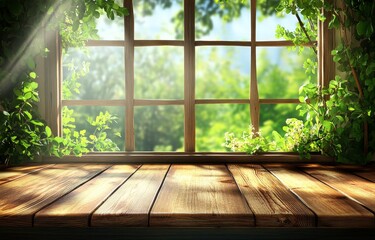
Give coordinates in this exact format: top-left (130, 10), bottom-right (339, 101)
top-left (58, 0), bottom-right (319, 154)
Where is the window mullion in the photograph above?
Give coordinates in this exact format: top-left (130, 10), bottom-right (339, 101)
top-left (250, 0), bottom-right (260, 133)
top-left (124, 0), bottom-right (135, 151)
top-left (184, 0), bottom-right (196, 152)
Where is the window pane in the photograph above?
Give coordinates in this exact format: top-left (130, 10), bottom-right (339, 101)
top-left (134, 0), bottom-right (183, 40)
top-left (62, 106), bottom-right (125, 151)
top-left (62, 47), bottom-right (125, 100)
top-left (134, 47), bottom-right (184, 99)
top-left (195, 0), bottom-right (250, 40)
top-left (196, 104), bottom-right (250, 151)
top-left (134, 106), bottom-right (184, 151)
top-left (196, 47), bottom-right (250, 99)
top-left (256, 6), bottom-right (298, 41)
top-left (260, 104), bottom-right (300, 138)
top-left (257, 47), bottom-right (317, 99)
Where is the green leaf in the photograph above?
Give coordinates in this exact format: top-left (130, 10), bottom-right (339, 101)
top-left (29, 72), bottom-right (37, 79)
top-left (30, 120), bottom-right (44, 126)
top-left (45, 126), bottom-right (52, 137)
top-left (323, 120), bottom-right (332, 131)
top-left (336, 115), bottom-right (344, 122)
top-left (54, 137), bottom-right (64, 143)
top-left (24, 111), bottom-right (32, 120)
top-left (356, 21), bottom-right (368, 36)
top-left (2, 111), bottom-right (10, 116)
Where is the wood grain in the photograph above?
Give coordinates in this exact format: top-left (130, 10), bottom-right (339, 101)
top-left (184, 0), bottom-right (196, 152)
top-left (34, 165), bottom-right (139, 227)
top-left (228, 164), bottom-right (315, 227)
top-left (250, 0), bottom-right (260, 132)
top-left (124, 0), bottom-right (135, 151)
top-left (0, 164), bottom-right (108, 226)
top-left (150, 164), bottom-right (253, 227)
top-left (0, 164), bottom-right (53, 185)
top-left (302, 165), bottom-right (375, 214)
top-left (265, 164), bottom-right (374, 227)
top-left (353, 169), bottom-right (375, 182)
top-left (91, 164), bottom-right (169, 227)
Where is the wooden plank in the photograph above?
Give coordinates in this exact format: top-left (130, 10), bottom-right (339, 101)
top-left (302, 165), bottom-right (375, 214)
top-left (228, 164), bottom-right (315, 227)
top-left (91, 164), bottom-right (169, 227)
top-left (150, 164), bottom-right (253, 227)
top-left (0, 164), bottom-right (53, 185)
top-left (0, 164), bottom-right (108, 226)
top-left (265, 164), bottom-right (374, 227)
top-left (34, 164), bottom-right (139, 227)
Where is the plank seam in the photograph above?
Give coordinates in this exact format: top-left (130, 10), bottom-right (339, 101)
top-left (87, 164), bottom-right (143, 227)
top-left (225, 164), bottom-right (256, 227)
top-left (32, 164), bottom-right (113, 227)
top-left (261, 164), bottom-right (319, 227)
top-left (351, 172), bottom-right (375, 183)
top-left (147, 164), bottom-right (172, 227)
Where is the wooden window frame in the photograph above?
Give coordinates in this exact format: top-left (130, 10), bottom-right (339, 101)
top-left (44, 0), bottom-right (334, 162)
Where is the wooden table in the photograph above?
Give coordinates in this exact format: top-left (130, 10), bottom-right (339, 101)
top-left (0, 163), bottom-right (374, 239)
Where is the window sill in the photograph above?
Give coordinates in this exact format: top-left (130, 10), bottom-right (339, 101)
top-left (43, 152), bottom-right (333, 163)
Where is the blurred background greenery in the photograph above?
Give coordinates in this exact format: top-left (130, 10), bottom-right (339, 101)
top-left (62, 0), bottom-right (316, 152)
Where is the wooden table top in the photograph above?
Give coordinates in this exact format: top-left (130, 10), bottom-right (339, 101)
top-left (0, 163), bottom-right (374, 228)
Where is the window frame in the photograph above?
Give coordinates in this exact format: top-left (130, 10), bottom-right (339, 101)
top-left (44, 0), bottom-right (334, 162)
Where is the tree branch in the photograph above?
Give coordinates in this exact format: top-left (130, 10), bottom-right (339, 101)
top-left (295, 12), bottom-right (318, 55)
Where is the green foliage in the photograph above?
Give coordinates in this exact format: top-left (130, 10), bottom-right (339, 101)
top-left (0, 77), bottom-right (49, 165)
top-left (224, 119), bottom-right (319, 158)
top-left (226, 0), bottom-right (374, 164)
top-left (292, 0), bottom-right (375, 163)
top-left (224, 125), bottom-right (270, 154)
top-left (58, 0), bottom-right (128, 49)
top-left (0, 0), bottom-right (128, 164)
top-left (50, 108), bottom-right (120, 157)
